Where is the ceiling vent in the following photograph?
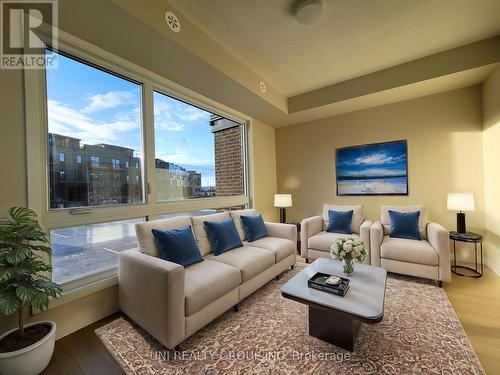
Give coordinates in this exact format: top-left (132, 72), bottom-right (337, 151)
top-left (260, 81), bottom-right (266, 93)
top-left (165, 11), bottom-right (181, 32)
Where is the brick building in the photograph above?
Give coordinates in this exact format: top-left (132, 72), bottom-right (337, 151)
top-left (210, 115), bottom-right (244, 197)
top-left (48, 133), bottom-right (143, 208)
top-left (48, 134), bottom-right (204, 208)
top-left (155, 159), bottom-right (202, 201)
top-left (49, 114), bottom-right (244, 208)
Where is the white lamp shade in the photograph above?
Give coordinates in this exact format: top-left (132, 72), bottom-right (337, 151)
top-left (274, 194), bottom-right (292, 208)
top-left (447, 193), bottom-right (475, 212)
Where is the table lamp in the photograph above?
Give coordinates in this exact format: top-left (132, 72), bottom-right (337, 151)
top-left (274, 194), bottom-right (292, 224)
top-left (447, 193), bottom-right (475, 234)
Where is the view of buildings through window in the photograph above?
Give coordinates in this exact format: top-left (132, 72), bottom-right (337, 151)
top-left (45, 50), bottom-right (246, 283)
top-left (153, 91), bottom-right (244, 201)
top-left (46, 50), bottom-right (144, 209)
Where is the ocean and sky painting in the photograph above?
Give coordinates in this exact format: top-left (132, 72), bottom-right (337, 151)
top-left (336, 140), bottom-right (408, 195)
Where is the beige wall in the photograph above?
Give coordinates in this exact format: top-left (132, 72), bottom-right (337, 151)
top-left (0, 69), bottom-right (26, 215)
top-left (276, 86), bottom-right (485, 234)
top-left (250, 120), bottom-right (278, 222)
top-left (482, 66), bottom-right (500, 274)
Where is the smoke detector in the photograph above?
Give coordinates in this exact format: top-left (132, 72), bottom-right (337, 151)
top-left (296, 0), bottom-right (324, 25)
top-left (165, 11), bottom-right (181, 32)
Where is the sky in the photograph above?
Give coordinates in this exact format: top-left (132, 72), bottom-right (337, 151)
top-left (336, 141), bottom-right (407, 179)
top-left (45, 51), bottom-right (216, 186)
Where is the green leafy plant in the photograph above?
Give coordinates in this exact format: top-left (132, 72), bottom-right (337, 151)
top-left (0, 207), bottom-right (62, 338)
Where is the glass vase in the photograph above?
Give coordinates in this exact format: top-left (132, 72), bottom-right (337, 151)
top-left (343, 258), bottom-right (354, 275)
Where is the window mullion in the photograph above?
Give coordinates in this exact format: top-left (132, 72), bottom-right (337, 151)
top-left (142, 81), bottom-right (156, 212)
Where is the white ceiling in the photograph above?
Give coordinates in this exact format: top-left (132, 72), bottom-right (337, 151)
top-left (168, 0), bottom-right (500, 97)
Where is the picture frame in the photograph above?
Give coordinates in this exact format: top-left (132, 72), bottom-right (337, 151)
top-left (335, 140), bottom-right (408, 196)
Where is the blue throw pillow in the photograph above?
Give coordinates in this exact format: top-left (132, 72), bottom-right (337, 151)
top-left (204, 219), bottom-right (243, 255)
top-left (327, 210), bottom-right (353, 234)
top-left (152, 225), bottom-right (204, 267)
top-left (240, 214), bottom-right (268, 242)
top-left (389, 210), bottom-right (421, 240)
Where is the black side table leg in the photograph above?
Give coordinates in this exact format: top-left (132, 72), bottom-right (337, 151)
top-left (453, 240), bottom-right (457, 268)
top-left (480, 242), bottom-right (484, 276)
top-left (474, 242), bottom-right (478, 272)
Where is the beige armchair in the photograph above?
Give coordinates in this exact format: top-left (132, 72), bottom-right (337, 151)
top-left (300, 204), bottom-right (372, 263)
top-left (370, 205), bottom-right (451, 286)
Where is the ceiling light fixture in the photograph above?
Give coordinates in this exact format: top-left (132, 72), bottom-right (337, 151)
top-left (296, 0), bottom-right (324, 25)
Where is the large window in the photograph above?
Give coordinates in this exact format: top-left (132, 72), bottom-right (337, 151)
top-left (154, 91), bottom-right (245, 201)
top-left (45, 51), bottom-right (143, 209)
top-left (26, 37), bottom-right (249, 290)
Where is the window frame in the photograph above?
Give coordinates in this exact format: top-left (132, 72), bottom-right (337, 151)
top-left (25, 29), bottom-right (252, 295)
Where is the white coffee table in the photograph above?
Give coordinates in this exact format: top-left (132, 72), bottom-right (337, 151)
top-left (281, 258), bottom-right (387, 351)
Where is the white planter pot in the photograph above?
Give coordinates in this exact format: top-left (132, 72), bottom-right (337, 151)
top-left (0, 321), bottom-right (56, 375)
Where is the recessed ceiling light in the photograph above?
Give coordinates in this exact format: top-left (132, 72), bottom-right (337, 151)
top-left (165, 11), bottom-right (181, 32)
top-left (296, 0), bottom-right (324, 25)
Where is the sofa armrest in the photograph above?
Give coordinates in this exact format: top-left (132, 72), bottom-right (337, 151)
top-left (265, 222), bottom-right (297, 242)
top-left (118, 249), bottom-right (185, 349)
top-left (300, 216), bottom-right (323, 259)
top-left (370, 221), bottom-right (384, 267)
top-left (427, 222), bottom-right (451, 283)
top-left (359, 220), bottom-right (373, 264)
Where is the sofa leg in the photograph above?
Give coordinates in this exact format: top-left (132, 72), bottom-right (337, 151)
top-left (233, 304), bottom-right (239, 312)
top-left (291, 264), bottom-right (295, 270)
top-left (174, 345), bottom-right (182, 352)
top-left (437, 280), bottom-right (443, 288)
top-left (275, 274), bottom-right (280, 281)
top-left (305, 258), bottom-right (309, 264)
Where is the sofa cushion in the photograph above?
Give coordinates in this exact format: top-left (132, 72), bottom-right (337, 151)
top-left (389, 210), bottom-right (421, 241)
top-left (205, 246), bottom-right (274, 282)
top-left (381, 205), bottom-right (428, 240)
top-left (204, 218), bottom-right (244, 255)
top-left (308, 231), bottom-right (359, 252)
top-left (244, 237), bottom-right (295, 262)
top-left (230, 209), bottom-right (258, 241)
top-left (152, 226), bottom-right (204, 267)
top-left (191, 212), bottom-right (231, 256)
top-left (380, 236), bottom-right (438, 266)
top-left (240, 214), bottom-right (268, 242)
top-left (326, 210), bottom-right (353, 234)
top-left (135, 216), bottom-right (192, 257)
top-left (184, 259), bottom-right (241, 316)
top-left (322, 204), bottom-right (363, 234)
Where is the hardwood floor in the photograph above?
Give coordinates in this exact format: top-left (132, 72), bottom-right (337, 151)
top-left (42, 313), bottom-right (124, 375)
top-left (41, 262), bottom-right (500, 375)
top-left (444, 265), bottom-right (500, 375)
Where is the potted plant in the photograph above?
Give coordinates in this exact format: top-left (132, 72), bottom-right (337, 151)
top-left (0, 207), bottom-right (62, 375)
top-left (330, 237), bottom-right (367, 275)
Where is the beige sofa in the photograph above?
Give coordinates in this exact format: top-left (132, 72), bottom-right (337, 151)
top-left (300, 204), bottom-right (373, 263)
top-left (370, 205), bottom-right (451, 286)
top-left (118, 209), bottom-right (296, 350)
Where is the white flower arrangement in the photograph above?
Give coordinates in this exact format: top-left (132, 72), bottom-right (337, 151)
top-left (330, 237), bottom-right (367, 263)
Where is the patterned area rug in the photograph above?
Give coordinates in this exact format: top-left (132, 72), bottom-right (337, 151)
top-left (96, 265), bottom-right (484, 374)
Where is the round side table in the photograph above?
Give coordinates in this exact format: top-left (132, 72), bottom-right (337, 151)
top-left (449, 231), bottom-right (483, 278)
